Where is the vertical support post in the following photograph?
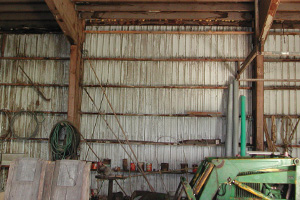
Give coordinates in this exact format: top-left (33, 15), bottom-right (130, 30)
top-left (68, 45), bottom-right (83, 129)
top-left (253, 0), bottom-right (264, 151)
top-left (254, 54), bottom-right (264, 151)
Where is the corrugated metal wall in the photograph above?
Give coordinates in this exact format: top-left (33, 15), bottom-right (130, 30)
top-left (1, 26), bottom-right (299, 196)
top-left (264, 33), bottom-right (300, 157)
top-left (0, 34), bottom-right (70, 191)
top-left (82, 26), bottom-right (253, 194)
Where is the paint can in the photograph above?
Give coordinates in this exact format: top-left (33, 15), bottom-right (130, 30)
top-left (161, 163), bottom-right (169, 171)
top-left (130, 163), bottom-right (136, 171)
top-left (181, 163), bottom-right (188, 173)
top-left (146, 163), bottom-right (152, 172)
top-left (91, 162), bottom-right (98, 170)
top-left (192, 164), bottom-right (198, 173)
top-left (122, 159), bottom-right (128, 171)
top-left (138, 162), bottom-right (145, 171)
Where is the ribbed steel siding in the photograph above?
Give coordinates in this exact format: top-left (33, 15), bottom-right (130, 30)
top-left (82, 26), bottom-right (253, 194)
top-left (0, 34), bottom-right (69, 191)
top-left (264, 33), bottom-right (300, 157)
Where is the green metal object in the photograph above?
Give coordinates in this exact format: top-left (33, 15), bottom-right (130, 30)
top-left (232, 180), bottom-right (271, 200)
top-left (176, 157), bottom-right (300, 200)
top-left (240, 95), bottom-right (246, 157)
top-left (181, 177), bottom-right (196, 200)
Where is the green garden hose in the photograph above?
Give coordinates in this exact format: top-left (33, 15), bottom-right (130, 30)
top-left (49, 121), bottom-right (80, 161)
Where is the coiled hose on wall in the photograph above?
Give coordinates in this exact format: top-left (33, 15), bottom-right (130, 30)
top-left (49, 121), bottom-right (80, 161)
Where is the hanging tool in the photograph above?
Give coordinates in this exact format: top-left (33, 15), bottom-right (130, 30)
top-left (18, 65), bottom-right (51, 101)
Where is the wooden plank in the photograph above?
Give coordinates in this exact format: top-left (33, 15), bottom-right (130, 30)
top-left (0, 13), bottom-right (54, 21)
top-left (278, 2), bottom-right (300, 11)
top-left (72, 0), bottom-right (300, 2)
top-left (236, 46), bottom-right (258, 78)
top-left (45, 0), bottom-right (83, 44)
top-left (272, 21), bottom-right (300, 29)
top-left (84, 30), bottom-right (253, 35)
top-left (67, 45), bottom-right (83, 129)
top-left (0, 0), bottom-right (44, 2)
top-left (41, 162), bottom-right (55, 200)
top-left (73, 0), bottom-right (255, 2)
top-left (0, 4), bottom-right (49, 12)
top-left (254, 55), bottom-right (264, 151)
top-left (77, 3), bottom-right (253, 12)
top-left (275, 11), bottom-right (300, 20)
top-left (259, 0), bottom-right (280, 44)
top-left (1, 153), bottom-right (26, 165)
top-left (80, 11), bottom-right (253, 20)
top-left (86, 18), bottom-right (252, 26)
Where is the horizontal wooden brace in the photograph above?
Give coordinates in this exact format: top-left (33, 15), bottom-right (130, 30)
top-left (80, 11), bottom-right (253, 21)
top-left (84, 30), bottom-right (253, 35)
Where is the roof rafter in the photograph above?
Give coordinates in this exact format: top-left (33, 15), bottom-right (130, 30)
top-left (259, 0), bottom-right (281, 45)
top-left (45, 0), bottom-right (83, 44)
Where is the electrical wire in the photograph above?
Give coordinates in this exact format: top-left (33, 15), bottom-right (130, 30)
top-left (49, 120), bottom-right (80, 161)
top-left (10, 111), bottom-right (39, 139)
top-left (0, 110), bottom-right (10, 139)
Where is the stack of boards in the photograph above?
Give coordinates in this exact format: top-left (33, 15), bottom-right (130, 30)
top-left (4, 158), bottom-right (91, 200)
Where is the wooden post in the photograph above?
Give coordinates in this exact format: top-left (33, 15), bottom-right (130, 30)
top-left (67, 45), bottom-right (83, 129)
top-left (253, 0), bottom-right (264, 151)
top-left (253, 53), bottom-right (264, 151)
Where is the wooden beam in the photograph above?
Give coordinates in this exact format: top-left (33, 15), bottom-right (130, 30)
top-left (77, 3), bottom-right (254, 12)
top-left (259, 0), bottom-right (280, 45)
top-left (86, 18), bottom-right (252, 26)
top-left (253, 0), bottom-right (264, 151)
top-left (68, 45), bottom-right (83, 129)
top-left (71, 0), bottom-right (300, 2)
top-left (73, 0), bottom-right (255, 2)
top-left (45, 0), bottom-right (83, 44)
top-left (0, 13), bottom-right (54, 21)
top-left (0, 4), bottom-right (49, 12)
top-left (278, 3), bottom-right (300, 11)
top-left (84, 30), bottom-right (253, 35)
top-left (275, 11), bottom-right (300, 20)
top-left (0, 0), bottom-right (44, 2)
top-left (80, 11), bottom-right (253, 21)
top-left (236, 46), bottom-right (258, 78)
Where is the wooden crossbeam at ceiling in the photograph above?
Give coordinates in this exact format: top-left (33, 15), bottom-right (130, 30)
top-left (259, 0), bottom-right (281, 45)
top-left (77, 3), bottom-right (254, 12)
top-left (45, 0), bottom-right (85, 130)
top-left (45, 0), bottom-right (83, 45)
top-left (80, 11), bottom-right (253, 20)
top-left (76, 3), bottom-right (300, 12)
top-left (71, 0), bottom-right (300, 2)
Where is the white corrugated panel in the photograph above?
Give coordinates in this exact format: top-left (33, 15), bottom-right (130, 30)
top-left (81, 26), bottom-right (253, 194)
top-left (264, 32), bottom-right (300, 158)
top-left (0, 34), bottom-right (69, 192)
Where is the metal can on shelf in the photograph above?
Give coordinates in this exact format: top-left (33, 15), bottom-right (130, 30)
top-left (146, 163), bottom-right (152, 172)
top-left (130, 163), bottom-right (136, 171)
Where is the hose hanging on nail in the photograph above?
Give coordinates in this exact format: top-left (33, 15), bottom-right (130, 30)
top-left (49, 121), bottom-right (80, 161)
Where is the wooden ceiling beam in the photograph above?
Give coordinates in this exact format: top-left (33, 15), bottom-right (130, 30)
top-left (72, 0), bottom-right (300, 2)
top-left (0, 4), bottom-right (49, 12)
top-left (77, 3), bottom-right (253, 12)
top-left (259, 0), bottom-right (280, 45)
top-left (80, 11), bottom-right (253, 21)
top-left (76, 2), bottom-right (300, 12)
top-left (0, 13), bottom-right (54, 21)
top-left (45, 0), bottom-right (83, 45)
